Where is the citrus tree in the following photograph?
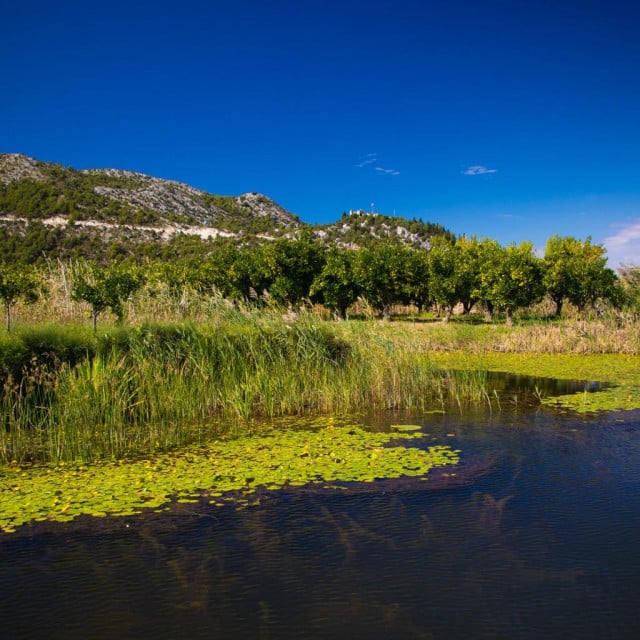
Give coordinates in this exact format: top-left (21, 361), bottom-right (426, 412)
top-left (354, 243), bottom-right (418, 320)
top-left (480, 242), bottom-right (544, 324)
top-left (310, 248), bottom-right (361, 319)
top-left (454, 235), bottom-right (485, 314)
top-left (543, 236), bottom-right (620, 316)
top-left (0, 264), bottom-right (44, 331)
top-left (256, 233), bottom-right (325, 306)
top-left (427, 237), bottom-right (464, 322)
top-left (72, 262), bottom-right (146, 331)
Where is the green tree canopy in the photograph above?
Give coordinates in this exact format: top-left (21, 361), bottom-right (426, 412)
top-left (454, 236), bottom-right (486, 314)
top-left (310, 248), bottom-right (361, 319)
top-left (402, 248), bottom-right (430, 312)
top-left (0, 264), bottom-right (43, 331)
top-left (480, 241), bottom-right (544, 324)
top-left (426, 237), bottom-right (464, 322)
top-left (354, 243), bottom-right (419, 320)
top-left (72, 262), bottom-right (146, 331)
top-left (254, 234), bottom-right (325, 306)
top-left (543, 236), bottom-right (620, 316)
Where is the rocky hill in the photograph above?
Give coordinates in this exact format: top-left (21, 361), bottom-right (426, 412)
top-left (0, 154), bottom-right (299, 235)
top-left (0, 153), bottom-right (452, 263)
top-left (316, 211), bottom-right (453, 249)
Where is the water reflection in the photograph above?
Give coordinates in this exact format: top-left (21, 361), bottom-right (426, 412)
top-left (485, 371), bottom-right (604, 411)
top-left (2, 412), bottom-right (640, 638)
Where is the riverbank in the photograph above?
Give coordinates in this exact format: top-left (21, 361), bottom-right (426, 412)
top-left (2, 312), bottom-right (640, 535)
top-left (2, 312), bottom-right (640, 465)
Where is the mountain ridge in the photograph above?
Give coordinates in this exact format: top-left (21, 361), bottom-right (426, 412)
top-left (0, 153), bottom-right (299, 232)
top-left (0, 153), bottom-right (453, 262)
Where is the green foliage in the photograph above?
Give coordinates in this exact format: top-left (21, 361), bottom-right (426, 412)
top-left (454, 236), bottom-right (485, 314)
top-left (71, 262), bottom-right (146, 330)
top-left (200, 193), bottom-right (299, 234)
top-left (426, 236), bottom-right (463, 321)
top-left (0, 159), bottom-right (298, 255)
top-left (401, 247), bottom-right (431, 311)
top-left (431, 350), bottom-right (640, 414)
top-left (0, 222), bottom-right (66, 264)
top-left (0, 221), bottom-right (153, 265)
top-left (140, 233), bottom-right (217, 263)
top-left (479, 241), bottom-right (544, 324)
top-left (318, 212), bottom-right (454, 247)
top-left (0, 173), bottom-right (140, 223)
top-left (200, 240), bottom-right (256, 300)
top-left (256, 234), bottom-right (326, 305)
top-left (0, 157), bottom-right (629, 325)
top-left (310, 248), bottom-right (361, 318)
top-left (543, 236), bottom-right (620, 316)
top-left (0, 323), bottom-right (95, 387)
top-left (0, 315), bottom-right (488, 464)
top-left (17, 323), bottom-right (96, 366)
top-left (0, 264), bottom-right (44, 331)
top-left (354, 243), bottom-right (421, 318)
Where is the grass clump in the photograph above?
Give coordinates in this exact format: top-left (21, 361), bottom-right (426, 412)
top-left (3, 307), bottom-right (640, 466)
top-left (0, 314), bottom-right (480, 464)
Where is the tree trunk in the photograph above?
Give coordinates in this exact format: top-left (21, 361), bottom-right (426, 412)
top-left (554, 298), bottom-right (563, 317)
top-left (382, 303), bottom-right (392, 321)
top-left (505, 306), bottom-right (514, 326)
top-left (5, 302), bottom-right (10, 333)
top-left (92, 310), bottom-right (98, 334)
top-left (484, 300), bottom-right (494, 322)
top-left (442, 305), bottom-right (453, 324)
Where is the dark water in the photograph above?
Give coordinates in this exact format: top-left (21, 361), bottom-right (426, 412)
top-left (2, 405), bottom-right (640, 639)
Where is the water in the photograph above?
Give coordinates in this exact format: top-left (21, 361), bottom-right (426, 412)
top-left (2, 404), bottom-right (640, 638)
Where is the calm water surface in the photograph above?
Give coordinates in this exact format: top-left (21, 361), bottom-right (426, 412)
top-left (2, 403), bottom-right (640, 639)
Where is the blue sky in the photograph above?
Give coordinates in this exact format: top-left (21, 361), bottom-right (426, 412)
top-left (2, 0), bottom-right (640, 266)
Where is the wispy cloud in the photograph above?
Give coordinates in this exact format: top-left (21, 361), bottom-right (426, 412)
top-left (356, 153), bottom-right (377, 168)
top-left (603, 220), bottom-right (640, 269)
top-left (463, 165), bottom-right (497, 176)
top-left (356, 153), bottom-right (399, 175)
top-left (375, 166), bottom-right (400, 176)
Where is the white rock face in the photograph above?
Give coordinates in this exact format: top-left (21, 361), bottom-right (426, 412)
top-left (0, 154), bottom-right (442, 251)
top-left (0, 154), bottom-right (300, 234)
top-left (0, 154), bottom-right (48, 183)
top-left (235, 192), bottom-right (295, 225)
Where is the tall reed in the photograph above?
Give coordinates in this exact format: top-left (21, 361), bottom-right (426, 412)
top-left (0, 311), bottom-right (490, 464)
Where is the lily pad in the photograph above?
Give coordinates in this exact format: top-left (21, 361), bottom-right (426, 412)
top-left (390, 424), bottom-right (422, 432)
top-left (0, 424), bottom-right (460, 534)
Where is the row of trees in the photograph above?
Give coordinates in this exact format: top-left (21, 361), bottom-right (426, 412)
top-left (147, 234), bottom-right (622, 323)
top-left (0, 234), bottom-right (632, 331)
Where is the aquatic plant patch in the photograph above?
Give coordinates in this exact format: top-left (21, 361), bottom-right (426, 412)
top-left (428, 352), bottom-right (640, 413)
top-left (0, 423), bottom-right (459, 534)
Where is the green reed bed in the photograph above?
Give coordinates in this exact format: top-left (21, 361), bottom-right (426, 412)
top-left (0, 311), bottom-right (490, 464)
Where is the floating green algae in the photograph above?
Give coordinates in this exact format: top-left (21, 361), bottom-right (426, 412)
top-left (429, 351), bottom-right (640, 413)
top-left (391, 424), bottom-right (422, 432)
top-left (0, 424), bottom-right (459, 534)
